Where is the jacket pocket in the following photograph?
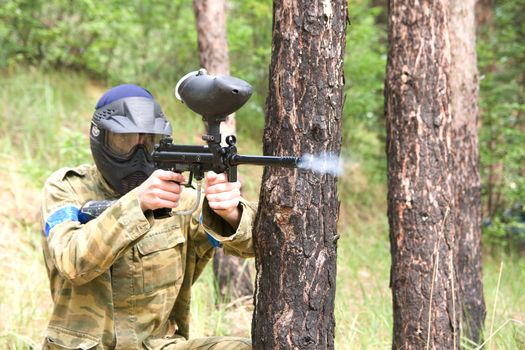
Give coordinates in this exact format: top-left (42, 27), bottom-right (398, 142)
top-left (137, 224), bottom-right (185, 293)
top-left (44, 326), bottom-right (99, 349)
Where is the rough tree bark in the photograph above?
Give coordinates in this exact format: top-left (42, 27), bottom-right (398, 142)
top-left (193, 0), bottom-right (253, 302)
top-left (449, 0), bottom-right (486, 344)
top-left (252, 1), bottom-right (347, 349)
top-left (385, 0), bottom-right (461, 348)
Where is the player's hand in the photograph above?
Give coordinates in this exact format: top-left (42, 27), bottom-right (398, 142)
top-left (205, 171), bottom-right (242, 227)
top-left (136, 170), bottom-right (186, 211)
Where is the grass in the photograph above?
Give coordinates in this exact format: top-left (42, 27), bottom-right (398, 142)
top-left (476, 255), bottom-right (525, 349)
top-left (0, 67), bottom-right (523, 349)
top-left (0, 157), bottom-right (51, 349)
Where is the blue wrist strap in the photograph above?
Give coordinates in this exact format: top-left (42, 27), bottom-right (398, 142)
top-left (200, 214), bottom-right (222, 248)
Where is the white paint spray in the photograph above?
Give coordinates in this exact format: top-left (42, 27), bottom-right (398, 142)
top-left (298, 152), bottom-right (344, 176)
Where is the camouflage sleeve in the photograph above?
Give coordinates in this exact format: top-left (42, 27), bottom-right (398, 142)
top-left (41, 177), bottom-right (153, 286)
top-left (197, 197), bottom-right (257, 258)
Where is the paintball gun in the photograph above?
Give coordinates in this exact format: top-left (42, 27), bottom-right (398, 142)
top-left (80, 69), bottom-right (302, 221)
top-left (151, 68), bottom-right (301, 217)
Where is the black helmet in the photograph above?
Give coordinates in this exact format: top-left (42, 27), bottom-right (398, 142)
top-left (90, 84), bottom-right (172, 195)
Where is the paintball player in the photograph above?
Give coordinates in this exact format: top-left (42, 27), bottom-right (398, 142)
top-left (40, 84), bottom-right (255, 349)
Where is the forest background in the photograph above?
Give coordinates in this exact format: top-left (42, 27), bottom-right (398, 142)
top-left (0, 0), bottom-right (523, 348)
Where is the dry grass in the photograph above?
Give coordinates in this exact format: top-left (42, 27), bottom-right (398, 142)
top-left (0, 160), bottom-right (52, 349)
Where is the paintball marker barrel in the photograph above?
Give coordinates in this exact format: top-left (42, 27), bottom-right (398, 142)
top-left (230, 154), bottom-right (299, 168)
top-left (152, 139), bottom-right (300, 175)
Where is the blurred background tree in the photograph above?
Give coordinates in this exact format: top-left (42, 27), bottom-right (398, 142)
top-left (476, 0), bottom-right (525, 251)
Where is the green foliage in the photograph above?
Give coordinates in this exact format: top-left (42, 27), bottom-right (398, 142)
top-left (58, 127), bottom-right (91, 168)
top-left (0, 68), bottom-right (92, 182)
top-left (343, 2), bottom-right (387, 185)
top-left (0, 0), bottom-right (198, 84)
top-left (228, 0), bottom-right (273, 140)
top-left (483, 204), bottom-right (525, 254)
top-left (477, 0), bottom-right (525, 248)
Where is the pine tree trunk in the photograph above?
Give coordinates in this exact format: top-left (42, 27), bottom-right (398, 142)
top-left (193, 0), bottom-right (253, 303)
top-left (475, 0), bottom-right (494, 29)
top-left (251, 1), bottom-right (347, 349)
top-left (474, 0), bottom-right (503, 219)
top-left (449, 0), bottom-right (486, 343)
top-left (193, 0), bottom-right (236, 137)
top-left (385, 0), bottom-right (461, 348)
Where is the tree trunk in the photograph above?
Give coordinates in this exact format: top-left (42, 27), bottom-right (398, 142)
top-left (473, 0), bottom-right (500, 219)
top-left (449, 0), bottom-right (486, 344)
top-left (385, 0), bottom-right (461, 348)
top-left (475, 0), bottom-right (494, 29)
top-left (193, 0), bottom-right (253, 303)
top-left (252, 1), bottom-right (347, 349)
top-left (193, 0), bottom-right (236, 138)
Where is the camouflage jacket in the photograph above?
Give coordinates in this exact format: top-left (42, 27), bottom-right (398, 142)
top-left (40, 164), bottom-right (256, 350)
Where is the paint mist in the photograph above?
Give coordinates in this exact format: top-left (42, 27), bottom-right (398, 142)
top-left (297, 152), bottom-right (344, 176)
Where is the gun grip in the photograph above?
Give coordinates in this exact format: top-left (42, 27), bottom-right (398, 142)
top-left (153, 208), bottom-right (172, 219)
top-left (227, 166), bottom-right (237, 182)
top-left (153, 173), bottom-right (184, 219)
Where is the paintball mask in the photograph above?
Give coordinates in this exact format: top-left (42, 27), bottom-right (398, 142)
top-left (90, 84), bottom-right (172, 195)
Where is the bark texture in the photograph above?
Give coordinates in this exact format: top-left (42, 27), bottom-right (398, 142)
top-left (252, 1), bottom-right (347, 349)
top-left (385, 0), bottom-right (460, 348)
top-left (193, 0), bottom-right (253, 302)
top-left (449, 0), bottom-right (486, 343)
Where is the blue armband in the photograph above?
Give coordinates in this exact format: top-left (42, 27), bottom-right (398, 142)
top-left (44, 205), bottom-right (80, 237)
top-left (200, 214), bottom-right (222, 248)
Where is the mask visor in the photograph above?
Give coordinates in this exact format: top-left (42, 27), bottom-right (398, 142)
top-left (106, 131), bottom-right (163, 158)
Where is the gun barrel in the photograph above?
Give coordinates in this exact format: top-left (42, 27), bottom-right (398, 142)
top-left (231, 154), bottom-right (300, 168)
